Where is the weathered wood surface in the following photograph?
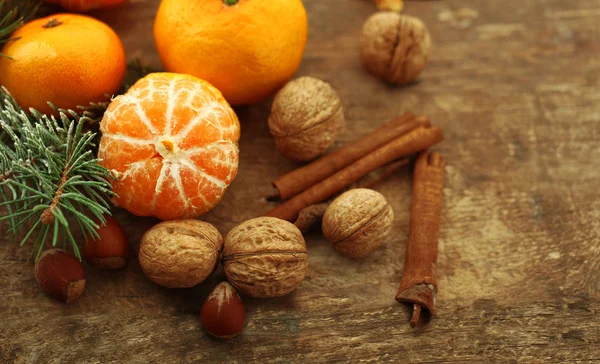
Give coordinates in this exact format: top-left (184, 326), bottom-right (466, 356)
top-left (2, 0), bottom-right (600, 362)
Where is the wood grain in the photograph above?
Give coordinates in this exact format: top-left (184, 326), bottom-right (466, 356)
top-left (1, 0), bottom-right (599, 362)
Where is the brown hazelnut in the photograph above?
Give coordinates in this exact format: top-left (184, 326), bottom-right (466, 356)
top-left (200, 282), bottom-right (246, 339)
top-left (322, 188), bottom-right (394, 258)
top-left (139, 219), bottom-right (223, 288)
top-left (222, 217), bottom-right (308, 298)
top-left (83, 215), bottom-right (129, 270)
top-left (34, 249), bottom-right (86, 303)
top-left (360, 13), bottom-right (431, 85)
top-left (268, 76), bottom-right (345, 162)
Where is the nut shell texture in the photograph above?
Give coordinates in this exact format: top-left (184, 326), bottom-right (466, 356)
top-left (223, 217), bottom-right (308, 298)
top-left (360, 13), bottom-right (431, 85)
top-left (268, 77), bottom-right (345, 161)
top-left (323, 189), bottom-right (394, 258)
top-left (139, 219), bottom-right (223, 288)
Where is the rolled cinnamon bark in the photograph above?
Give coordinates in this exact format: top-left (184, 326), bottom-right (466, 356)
top-left (293, 158), bottom-right (409, 234)
top-left (396, 151), bottom-right (445, 327)
top-left (266, 125), bottom-right (443, 222)
top-left (272, 113), bottom-right (427, 200)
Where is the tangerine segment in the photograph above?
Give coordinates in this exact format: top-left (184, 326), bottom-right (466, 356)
top-left (187, 141), bottom-right (239, 185)
top-left (98, 73), bottom-right (241, 220)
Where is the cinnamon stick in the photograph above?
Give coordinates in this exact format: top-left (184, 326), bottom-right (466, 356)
top-left (272, 112), bottom-right (426, 201)
top-left (294, 158), bottom-right (410, 233)
top-left (349, 158), bottom-right (410, 191)
top-left (294, 203), bottom-right (330, 234)
top-left (396, 151), bottom-right (445, 328)
top-left (266, 125), bottom-right (443, 222)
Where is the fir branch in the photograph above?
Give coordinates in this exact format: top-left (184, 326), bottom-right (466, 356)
top-left (0, 88), bottom-right (114, 260)
top-left (0, 2), bottom-right (153, 260)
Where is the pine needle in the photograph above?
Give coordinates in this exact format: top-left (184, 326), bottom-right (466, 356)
top-left (0, 0), bottom-right (42, 59)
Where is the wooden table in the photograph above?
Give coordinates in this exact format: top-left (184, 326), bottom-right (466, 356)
top-left (2, 0), bottom-right (599, 362)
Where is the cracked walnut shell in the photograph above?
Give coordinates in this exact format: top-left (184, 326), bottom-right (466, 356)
top-left (139, 219), bottom-right (223, 288)
top-left (222, 217), bottom-right (308, 298)
top-left (268, 77), bottom-right (345, 162)
top-left (360, 13), bottom-right (431, 85)
top-left (322, 189), bottom-right (394, 258)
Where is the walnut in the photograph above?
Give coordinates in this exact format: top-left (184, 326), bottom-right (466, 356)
top-left (268, 77), bottom-right (345, 162)
top-left (322, 188), bottom-right (394, 258)
top-left (139, 220), bottom-right (223, 288)
top-left (360, 13), bottom-right (431, 85)
top-left (222, 217), bottom-right (308, 298)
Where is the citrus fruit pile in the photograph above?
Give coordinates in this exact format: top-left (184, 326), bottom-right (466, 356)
top-left (0, 0), bottom-right (309, 220)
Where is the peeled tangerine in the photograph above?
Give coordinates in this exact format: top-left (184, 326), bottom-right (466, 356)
top-left (98, 73), bottom-right (241, 220)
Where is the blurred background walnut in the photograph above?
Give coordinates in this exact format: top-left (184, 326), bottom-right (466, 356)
top-left (268, 77), bottom-right (345, 162)
top-left (360, 13), bottom-right (431, 85)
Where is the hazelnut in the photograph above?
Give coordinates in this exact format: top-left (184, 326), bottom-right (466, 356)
top-left (139, 219), bottom-right (223, 288)
top-left (200, 282), bottom-right (246, 339)
top-left (360, 13), bottom-right (431, 85)
top-left (268, 77), bottom-right (345, 162)
top-left (222, 217), bottom-right (308, 298)
top-left (34, 249), bottom-right (86, 303)
top-left (322, 188), bottom-right (394, 258)
top-left (83, 215), bottom-right (129, 270)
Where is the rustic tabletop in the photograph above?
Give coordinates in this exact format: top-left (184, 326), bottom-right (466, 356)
top-left (2, 0), bottom-right (599, 362)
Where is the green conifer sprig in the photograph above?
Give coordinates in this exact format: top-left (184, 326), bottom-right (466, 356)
top-left (0, 88), bottom-right (114, 261)
top-left (0, 0), bottom-right (41, 58)
top-left (0, 59), bottom-right (154, 261)
top-left (0, 0), bottom-right (154, 261)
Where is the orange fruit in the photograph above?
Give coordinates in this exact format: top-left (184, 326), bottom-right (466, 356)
top-left (98, 73), bottom-right (241, 221)
top-left (154, 0), bottom-right (308, 106)
top-left (45, 0), bottom-right (126, 12)
top-left (0, 14), bottom-right (126, 115)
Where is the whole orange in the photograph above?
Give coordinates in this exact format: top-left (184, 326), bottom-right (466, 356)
top-left (0, 14), bottom-right (126, 115)
top-left (154, 0), bottom-right (308, 106)
top-left (98, 73), bottom-right (241, 221)
top-left (45, 0), bottom-right (126, 12)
